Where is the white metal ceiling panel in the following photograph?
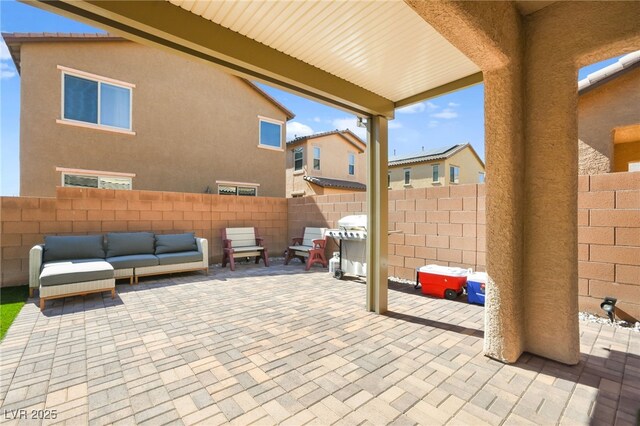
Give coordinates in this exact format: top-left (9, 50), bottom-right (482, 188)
top-left (167, 0), bottom-right (480, 102)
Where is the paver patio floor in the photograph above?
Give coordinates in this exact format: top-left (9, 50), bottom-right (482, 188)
top-left (1, 261), bottom-right (638, 425)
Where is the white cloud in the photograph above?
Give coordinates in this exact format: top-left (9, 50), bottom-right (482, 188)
top-left (332, 117), bottom-right (367, 140)
top-left (0, 62), bottom-right (15, 80)
top-left (0, 40), bottom-right (11, 61)
top-left (388, 120), bottom-right (403, 129)
top-left (431, 108), bottom-right (458, 119)
top-left (312, 116), bottom-right (322, 123)
top-left (396, 102), bottom-right (425, 114)
top-left (286, 121), bottom-right (314, 140)
top-left (428, 120), bottom-right (439, 128)
top-left (426, 101), bottom-right (439, 111)
top-left (448, 102), bottom-right (460, 107)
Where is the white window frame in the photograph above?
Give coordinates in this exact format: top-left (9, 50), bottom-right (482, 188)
top-left (348, 152), bottom-right (355, 176)
top-left (216, 180), bottom-right (260, 196)
top-left (404, 168), bottom-right (411, 186)
top-left (628, 161), bottom-right (640, 172)
top-left (450, 165), bottom-right (460, 184)
top-left (293, 147), bottom-right (304, 172)
top-left (57, 65), bottom-right (135, 135)
top-left (59, 170), bottom-right (134, 191)
top-left (313, 146), bottom-right (321, 171)
top-left (432, 164), bottom-right (440, 183)
top-left (257, 116), bottom-right (284, 151)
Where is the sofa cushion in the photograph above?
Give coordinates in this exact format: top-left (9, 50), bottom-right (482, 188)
top-left (155, 233), bottom-right (197, 255)
top-left (156, 251), bottom-right (203, 266)
top-left (43, 235), bottom-right (105, 263)
top-left (106, 254), bottom-right (159, 270)
top-left (106, 232), bottom-right (155, 257)
top-left (40, 259), bottom-right (114, 287)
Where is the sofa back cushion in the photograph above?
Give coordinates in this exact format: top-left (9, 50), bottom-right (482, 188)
top-left (155, 233), bottom-right (197, 254)
top-left (43, 235), bottom-right (105, 263)
top-left (106, 232), bottom-right (155, 257)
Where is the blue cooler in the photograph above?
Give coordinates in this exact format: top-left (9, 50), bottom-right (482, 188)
top-left (466, 272), bottom-right (487, 305)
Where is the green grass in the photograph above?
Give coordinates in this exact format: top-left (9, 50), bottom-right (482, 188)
top-left (1, 286), bottom-right (29, 340)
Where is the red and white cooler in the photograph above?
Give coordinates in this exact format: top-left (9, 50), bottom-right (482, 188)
top-left (415, 265), bottom-right (469, 300)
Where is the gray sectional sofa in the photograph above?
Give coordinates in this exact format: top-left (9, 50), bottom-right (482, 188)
top-left (30, 232), bottom-right (209, 311)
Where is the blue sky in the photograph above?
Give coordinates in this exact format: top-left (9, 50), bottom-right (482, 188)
top-left (0, 0), bottom-right (622, 196)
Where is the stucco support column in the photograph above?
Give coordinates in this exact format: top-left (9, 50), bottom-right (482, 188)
top-left (483, 67), bottom-right (526, 363)
top-left (366, 116), bottom-right (389, 314)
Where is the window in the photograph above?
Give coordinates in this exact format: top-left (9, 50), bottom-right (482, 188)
top-left (388, 172), bottom-right (391, 188)
top-left (60, 66), bottom-right (133, 132)
top-left (432, 164), bottom-right (439, 183)
top-left (218, 185), bottom-right (258, 196)
top-left (259, 118), bottom-right (283, 149)
top-left (348, 153), bottom-right (355, 175)
top-left (629, 162), bottom-right (640, 172)
top-left (63, 173), bottom-right (132, 190)
top-left (450, 165), bottom-right (460, 184)
top-left (313, 146), bottom-right (321, 170)
top-left (293, 147), bottom-right (303, 171)
top-left (478, 172), bottom-right (485, 183)
top-left (404, 168), bottom-right (411, 185)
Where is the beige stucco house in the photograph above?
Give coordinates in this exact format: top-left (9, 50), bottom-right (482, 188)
top-left (578, 51), bottom-right (640, 174)
top-left (4, 33), bottom-right (294, 197)
top-left (388, 143), bottom-right (485, 190)
top-left (285, 130), bottom-right (366, 197)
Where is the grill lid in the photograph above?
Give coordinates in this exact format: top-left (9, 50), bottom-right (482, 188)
top-left (338, 215), bottom-right (367, 230)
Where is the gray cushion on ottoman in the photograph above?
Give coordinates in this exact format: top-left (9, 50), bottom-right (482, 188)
top-left (106, 254), bottom-right (159, 270)
top-left (43, 235), bottom-right (105, 262)
top-left (40, 259), bottom-right (114, 286)
top-left (106, 232), bottom-right (155, 257)
top-left (156, 251), bottom-right (203, 265)
top-left (155, 233), bottom-right (197, 254)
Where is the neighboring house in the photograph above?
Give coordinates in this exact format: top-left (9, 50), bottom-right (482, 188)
top-left (3, 33), bottom-right (294, 197)
top-left (388, 143), bottom-right (485, 190)
top-left (285, 130), bottom-right (366, 197)
top-left (578, 51), bottom-right (640, 174)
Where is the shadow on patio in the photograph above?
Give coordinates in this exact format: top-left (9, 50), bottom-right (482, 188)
top-left (1, 262), bottom-right (637, 425)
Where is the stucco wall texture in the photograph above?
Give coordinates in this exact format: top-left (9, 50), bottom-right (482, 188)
top-left (19, 41), bottom-right (288, 198)
top-left (285, 133), bottom-right (366, 197)
top-left (578, 66), bottom-right (640, 175)
top-left (2, 174), bottom-right (638, 319)
top-left (388, 147), bottom-right (485, 190)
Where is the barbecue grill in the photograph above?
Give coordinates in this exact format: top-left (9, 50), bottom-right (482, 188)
top-left (326, 215), bottom-right (368, 279)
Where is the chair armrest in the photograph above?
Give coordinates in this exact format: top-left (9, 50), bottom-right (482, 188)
top-left (312, 238), bottom-right (326, 249)
top-left (223, 239), bottom-right (233, 249)
top-left (196, 238), bottom-right (209, 268)
top-left (29, 245), bottom-right (44, 290)
top-left (256, 237), bottom-right (265, 247)
top-left (291, 237), bottom-right (303, 245)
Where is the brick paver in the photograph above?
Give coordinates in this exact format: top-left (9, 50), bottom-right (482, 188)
top-left (1, 261), bottom-right (638, 425)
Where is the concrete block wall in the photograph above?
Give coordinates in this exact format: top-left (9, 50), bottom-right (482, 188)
top-left (1, 187), bottom-right (288, 286)
top-left (287, 184), bottom-right (486, 280)
top-left (1, 174), bottom-right (637, 320)
top-left (577, 172), bottom-right (640, 321)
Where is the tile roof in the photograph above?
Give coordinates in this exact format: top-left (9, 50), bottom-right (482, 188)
top-left (388, 143), bottom-right (468, 166)
top-left (303, 176), bottom-right (366, 191)
top-left (578, 50), bottom-right (640, 94)
top-left (287, 129), bottom-right (365, 146)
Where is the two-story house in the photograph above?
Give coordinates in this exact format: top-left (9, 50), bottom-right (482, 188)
top-left (388, 143), bottom-right (485, 189)
top-left (578, 50), bottom-right (640, 174)
top-left (3, 32), bottom-right (294, 197)
top-left (285, 130), bottom-right (366, 197)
